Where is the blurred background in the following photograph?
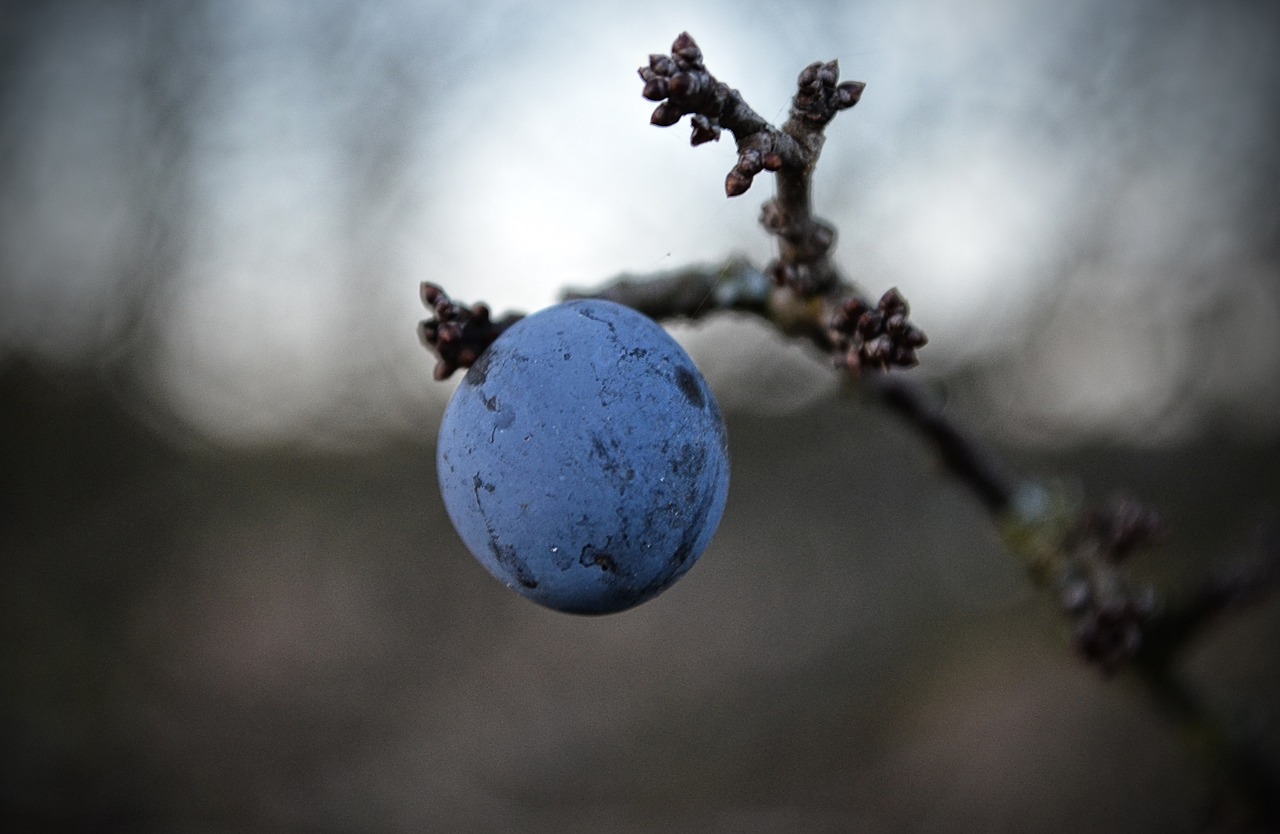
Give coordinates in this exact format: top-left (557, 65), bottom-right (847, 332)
top-left (2, 0), bottom-right (1278, 830)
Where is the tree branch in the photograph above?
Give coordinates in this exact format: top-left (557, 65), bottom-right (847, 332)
top-left (414, 32), bottom-right (1280, 830)
top-left (640, 32), bottom-right (863, 297)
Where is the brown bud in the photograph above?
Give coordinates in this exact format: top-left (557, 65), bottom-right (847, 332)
top-left (650, 102), bottom-right (682, 127)
top-left (837, 80), bottom-right (866, 109)
top-left (437, 321), bottom-right (462, 345)
top-left (812, 222), bottom-right (835, 251)
top-left (420, 282), bottom-right (444, 308)
top-left (902, 327), bottom-right (928, 349)
top-left (690, 114), bottom-right (719, 145)
top-left (798, 62), bottom-right (821, 88)
top-left (648, 54), bottom-right (675, 75)
top-left (762, 153), bottom-right (783, 171)
top-left (725, 169), bottom-right (752, 197)
top-left (668, 72), bottom-right (694, 98)
top-left (829, 301), bottom-right (858, 334)
top-left (672, 32), bottom-right (701, 67)
top-left (864, 335), bottom-right (893, 363)
top-left (642, 77), bottom-right (669, 101)
top-left (893, 347), bottom-right (919, 368)
top-left (879, 287), bottom-right (908, 315)
top-left (417, 321), bottom-right (435, 349)
top-left (856, 310), bottom-right (882, 337)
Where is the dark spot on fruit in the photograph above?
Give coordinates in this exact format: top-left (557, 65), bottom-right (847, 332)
top-left (575, 304), bottom-right (618, 334)
top-left (489, 540), bottom-right (537, 589)
top-left (589, 434), bottom-right (627, 481)
top-left (670, 487), bottom-right (715, 567)
top-left (465, 348), bottom-right (495, 386)
top-left (674, 366), bottom-right (704, 409)
top-left (471, 473), bottom-right (496, 502)
top-left (563, 352), bottom-right (571, 360)
top-left (580, 543), bottom-right (617, 572)
top-left (483, 394), bottom-right (499, 411)
top-left (670, 441), bottom-right (707, 478)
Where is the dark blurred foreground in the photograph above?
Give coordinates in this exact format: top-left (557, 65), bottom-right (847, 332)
top-left (3, 356), bottom-right (1278, 833)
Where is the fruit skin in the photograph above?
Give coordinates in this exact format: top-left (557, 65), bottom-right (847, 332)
top-left (437, 299), bottom-right (730, 614)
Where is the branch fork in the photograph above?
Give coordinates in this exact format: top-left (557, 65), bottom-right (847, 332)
top-left (639, 32), bottom-right (865, 298)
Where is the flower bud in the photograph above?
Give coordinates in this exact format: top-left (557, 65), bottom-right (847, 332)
top-left (642, 77), bottom-right (669, 101)
top-left (837, 80), bottom-right (866, 109)
top-left (650, 102), bottom-right (682, 127)
top-left (725, 170), bottom-right (752, 197)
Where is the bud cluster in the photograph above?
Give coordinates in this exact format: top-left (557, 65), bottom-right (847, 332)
top-left (791, 60), bottom-right (865, 127)
top-left (417, 283), bottom-right (520, 381)
top-left (725, 145), bottom-right (784, 198)
top-left (640, 32), bottom-right (790, 198)
top-left (638, 33), bottom-right (729, 147)
top-left (1055, 496), bottom-right (1166, 673)
top-left (827, 288), bottom-right (928, 373)
top-left (1060, 572), bottom-right (1158, 674)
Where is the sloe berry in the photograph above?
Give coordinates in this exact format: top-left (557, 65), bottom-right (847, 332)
top-left (437, 299), bottom-right (730, 614)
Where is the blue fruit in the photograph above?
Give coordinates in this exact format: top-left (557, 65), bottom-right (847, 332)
top-left (437, 299), bottom-right (730, 614)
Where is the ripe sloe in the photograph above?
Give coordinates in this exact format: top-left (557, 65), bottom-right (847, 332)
top-left (437, 299), bottom-right (730, 614)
